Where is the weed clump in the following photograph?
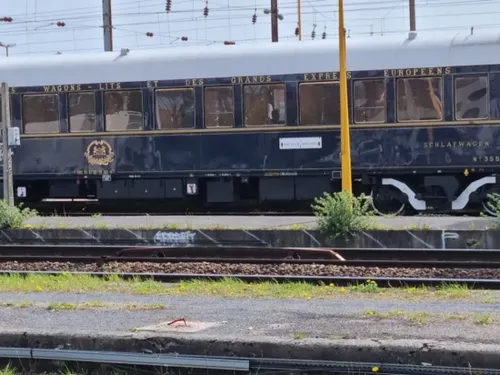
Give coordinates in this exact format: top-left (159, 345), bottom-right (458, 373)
top-left (484, 192), bottom-right (500, 224)
top-left (0, 201), bottom-right (37, 228)
top-left (311, 190), bottom-right (374, 238)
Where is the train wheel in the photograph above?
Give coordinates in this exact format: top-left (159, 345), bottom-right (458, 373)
top-left (370, 188), bottom-right (405, 216)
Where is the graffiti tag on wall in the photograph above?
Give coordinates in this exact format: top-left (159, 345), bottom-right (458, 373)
top-left (153, 231), bottom-right (196, 245)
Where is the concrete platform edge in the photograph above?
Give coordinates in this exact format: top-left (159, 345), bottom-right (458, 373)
top-left (0, 228), bottom-right (496, 248)
top-left (1, 330), bottom-right (500, 368)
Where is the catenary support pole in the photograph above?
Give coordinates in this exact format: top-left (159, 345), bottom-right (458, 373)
top-left (338, 0), bottom-right (352, 193)
top-left (409, 0), bottom-right (416, 32)
top-left (271, 0), bottom-right (278, 42)
top-left (102, 0), bottom-right (113, 51)
top-left (1, 83), bottom-right (13, 205)
top-left (297, 0), bottom-right (302, 40)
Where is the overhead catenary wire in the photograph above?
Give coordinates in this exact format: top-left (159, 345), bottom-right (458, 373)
top-left (0, 0), bottom-right (497, 54)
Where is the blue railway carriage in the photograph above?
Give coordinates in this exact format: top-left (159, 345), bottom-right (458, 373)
top-left (1, 30), bottom-right (500, 215)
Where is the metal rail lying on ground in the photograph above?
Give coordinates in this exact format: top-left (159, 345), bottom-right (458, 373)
top-left (0, 347), bottom-right (249, 371)
top-left (0, 347), bottom-right (499, 374)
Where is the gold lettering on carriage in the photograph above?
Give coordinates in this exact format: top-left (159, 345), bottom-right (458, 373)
top-left (230, 76), bottom-right (272, 84)
top-left (424, 141), bottom-right (489, 148)
top-left (43, 84), bottom-right (82, 92)
top-left (384, 67), bottom-right (451, 77)
top-left (99, 82), bottom-right (121, 89)
top-left (84, 140), bottom-right (115, 166)
top-left (302, 71), bottom-right (352, 81)
top-left (76, 169), bottom-right (112, 175)
top-left (185, 79), bottom-right (204, 86)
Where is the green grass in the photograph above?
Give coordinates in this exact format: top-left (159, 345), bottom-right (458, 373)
top-left (47, 302), bottom-right (77, 310)
top-left (363, 309), bottom-right (431, 324)
top-left (2, 301), bottom-right (33, 308)
top-left (474, 313), bottom-right (495, 325)
top-left (45, 301), bottom-right (166, 311)
top-left (0, 363), bottom-right (124, 375)
top-left (0, 274), bottom-right (493, 301)
top-left (0, 364), bottom-right (15, 375)
top-left (292, 332), bottom-right (307, 339)
top-left (363, 309), bottom-right (499, 325)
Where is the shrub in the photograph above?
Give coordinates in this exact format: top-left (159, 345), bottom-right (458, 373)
top-left (484, 193), bottom-right (500, 225)
top-left (0, 201), bottom-right (38, 229)
top-left (311, 190), bottom-right (374, 238)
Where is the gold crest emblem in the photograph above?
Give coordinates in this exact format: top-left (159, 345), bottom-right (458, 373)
top-left (84, 140), bottom-right (115, 166)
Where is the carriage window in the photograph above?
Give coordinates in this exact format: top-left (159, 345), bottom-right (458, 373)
top-left (104, 90), bottom-right (143, 131)
top-left (204, 86), bottom-right (234, 128)
top-left (23, 94), bottom-right (60, 134)
top-left (243, 84), bottom-right (285, 126)
top-left (155, 88), bottom-right (195, 129)
top-left (455, 76), bottom-right (488, 120)
top-left (354, 80), bottom-right (386, 123)
top-left (68, 92), bottom-right (96, 132)
top-left (299, 82), bottom-right (340, 125)
top-left (397, 77), bottom-right (443, 121)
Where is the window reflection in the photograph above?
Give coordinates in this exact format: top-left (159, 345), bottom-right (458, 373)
top-left (156, 89), bottom-right (195, 129)
top-left (68, 92), bottom-right (96, 132)
top-left (104, 90), bottom-right (143, 131)
top-left (299, 82), bottom-right (340, 125)
top-left (354, 80), bottom-right (386, 123)
top-left (397, 77), bottom-right (442, 121)
top-left (455, 76), bottom-right (488, 120)
top-left (23, 94), bottom-right (60, 134)
top-left (204, 86), bottom-right (234, 128)
top-left (243, 84), bottom-right (285, 126)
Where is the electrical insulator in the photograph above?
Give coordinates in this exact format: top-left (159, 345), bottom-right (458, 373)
top-left (311, 30), bottom-right (315, 39)
top-left (203, 1), bottom-right (209, 17)
top-left (322, 31), bottom-right (326, 39)
top-left (252, 13), bottom-right (257, 24)
top-left (295, 27), bottom-right (299, 36)
top-left (181, 36), bottom-right (188, 41)
top-left (224, 41), bottom-right (235, 45)
top-left (165, 0), bottom-right (171, 12)
top-left (56, 21), bottom-right (66, 27)
top-left (146, 32), bottom-right (153, 37)
top-left (1, 17), bottom-right (13, 22)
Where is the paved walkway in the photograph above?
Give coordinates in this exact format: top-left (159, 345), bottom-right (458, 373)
top-left (25, 215), bottom-right (494, 230)
top-left (1, 290), bottom-right (499, 344)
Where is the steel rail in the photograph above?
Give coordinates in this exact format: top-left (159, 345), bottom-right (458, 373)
top-left (1, 254), bottom-right (500, 268)
top-left (0, 347), bottom-right (499, 375)
top-left (1, 270), bottom-right (500, 288)
top-left (1, 244), bottom-right (500, 262)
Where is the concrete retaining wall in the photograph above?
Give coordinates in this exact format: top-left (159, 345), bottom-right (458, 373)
top-left (0, 331), bottom-right (499, 368)
top-left (0, 228), bottom-right (497, 248)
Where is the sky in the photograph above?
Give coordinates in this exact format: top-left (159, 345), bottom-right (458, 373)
top-left (0, 0), bottom-right (498, 56)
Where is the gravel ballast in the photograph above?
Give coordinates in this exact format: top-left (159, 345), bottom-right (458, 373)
top-left (0, 261), bottom-right (498, 279)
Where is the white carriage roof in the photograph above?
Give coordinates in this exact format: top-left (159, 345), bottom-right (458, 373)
top-left (1, 30), bottom-right (500, 86)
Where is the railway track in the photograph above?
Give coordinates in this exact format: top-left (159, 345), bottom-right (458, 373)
top-left (1, 253), bottom-right (500, 269)
top-left (0, 244), bottom-right (500, 288)
top-left (1, 270), bottom-right (500, 289)
top-left (1, 244), bottom-right (500, 263)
